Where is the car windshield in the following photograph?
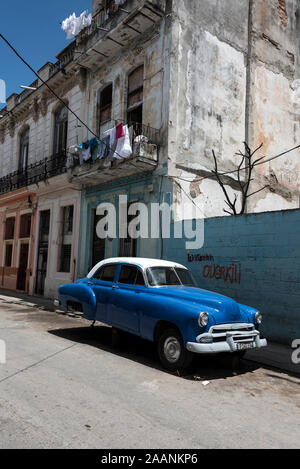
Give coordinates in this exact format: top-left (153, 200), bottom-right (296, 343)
top-left (146, 267), bottom-right (196, 287)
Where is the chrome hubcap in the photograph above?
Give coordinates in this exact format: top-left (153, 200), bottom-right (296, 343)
top-left (164, 337), bottom-right (181, 363)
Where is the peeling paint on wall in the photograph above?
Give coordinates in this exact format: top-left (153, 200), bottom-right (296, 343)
top-left (277, 0), bottom-right (288, 28)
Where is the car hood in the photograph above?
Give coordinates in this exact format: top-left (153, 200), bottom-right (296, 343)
top-left (153, 286), bottom-right (248, 323)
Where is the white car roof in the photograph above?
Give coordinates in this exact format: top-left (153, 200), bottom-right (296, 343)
top-left (87, 257), bottom-right (187, 278)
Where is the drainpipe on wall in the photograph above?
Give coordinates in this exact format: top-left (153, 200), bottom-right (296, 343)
top-left (244, 0), bottom-right (254, 214)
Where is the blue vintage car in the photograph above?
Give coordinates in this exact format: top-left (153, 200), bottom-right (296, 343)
top-left (55, 257), bottom-right (267, 370)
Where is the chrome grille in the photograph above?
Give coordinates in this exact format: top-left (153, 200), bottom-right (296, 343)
top-left (210, 323), bottom-right (254, 335)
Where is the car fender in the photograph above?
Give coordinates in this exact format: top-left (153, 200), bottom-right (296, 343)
top-left (58, 283), bottom-right (96, 320)
top-left (139, 293), bottom-right (201, 345)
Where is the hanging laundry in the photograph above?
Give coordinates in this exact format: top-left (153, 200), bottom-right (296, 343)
top-left (61, 10), bottom-right (92, 40)
top-left (114, 125), bottom-right (132, 159)
top-left (67, 144), bottom-right (81, 168)
top-left (108, 127), bottom-right (116, 147)
top-left (105, 127), bottom-right (117, 160)
top-left (91, 136), bottom-right (110, 161)
top-left (68, 144), bottom-right (81, 155)
top-left (116, 122), bottom-right (125, 139)
top-left (80, 141), bottom-right (91, 162)
top-left (99, 136), bottom-right (110, 159)
top-left (88, 137), bottom-right (99, 160)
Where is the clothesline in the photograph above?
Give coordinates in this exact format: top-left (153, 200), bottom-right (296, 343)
top-left (66, 122), bottom-right (148, 169)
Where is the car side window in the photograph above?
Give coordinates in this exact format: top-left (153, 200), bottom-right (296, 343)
top-left (93, 264), bottom-right (117, 282)
top-left (118, 265), bottom-right (145, 286)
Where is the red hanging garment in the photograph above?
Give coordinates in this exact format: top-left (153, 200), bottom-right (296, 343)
top-left (116, 122), bottom-right (125, 139)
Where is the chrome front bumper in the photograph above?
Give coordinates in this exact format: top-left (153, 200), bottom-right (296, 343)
top-left (186, 323), bottom-right (267, 354)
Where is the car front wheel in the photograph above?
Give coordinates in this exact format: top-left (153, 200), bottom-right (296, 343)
top-left (158, 328), bottom-right (193, 371)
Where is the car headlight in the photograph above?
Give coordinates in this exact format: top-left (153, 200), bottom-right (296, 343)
top-left (198, 312), bottom-right (209, 327)
top-left (254, 311), bottom-right (262, 325)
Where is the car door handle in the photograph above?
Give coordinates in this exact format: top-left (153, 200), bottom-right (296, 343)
top-left (112, 285), bottom-right (119, 290)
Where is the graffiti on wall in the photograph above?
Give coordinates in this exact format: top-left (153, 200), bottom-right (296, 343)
top-left (202, 263), bottom-right (241, 284)
top-left (187, 253), bottom-right (214, 263)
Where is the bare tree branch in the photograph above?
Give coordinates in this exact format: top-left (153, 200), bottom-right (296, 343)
top-left (211, 142), bottom-right (265, 215)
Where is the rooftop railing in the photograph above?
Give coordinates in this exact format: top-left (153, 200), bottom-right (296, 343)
top-left (49, 43), bottom-right (76, 78)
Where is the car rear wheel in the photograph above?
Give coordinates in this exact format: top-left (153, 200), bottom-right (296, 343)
top-left (157, 328), bottom-right (193, 371)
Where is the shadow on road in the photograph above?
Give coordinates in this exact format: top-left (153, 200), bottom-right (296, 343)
top-left (49, 325), bottom-right (260, 381)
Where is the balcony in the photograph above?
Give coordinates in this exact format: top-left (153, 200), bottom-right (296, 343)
top-left (75, 0), bottom-right (165, 69)
top-left (0, 124), bottom-right (160, 194)
top-left (69, 122), bottom-right (160, 185)
top-left (0, 154), bottom-right (68, 196)
top-left (49, 42), bottom-right (76, 78)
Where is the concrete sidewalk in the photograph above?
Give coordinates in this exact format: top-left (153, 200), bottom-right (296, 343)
top-left (246, 341), bottom-right (300, 377)
top-left (0, 289), bottom-right (56, 312)
top-left (0, 288), bottom-right (299, 376)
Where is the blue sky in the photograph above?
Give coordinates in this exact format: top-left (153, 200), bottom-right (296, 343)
top-left (0, 0), bottom-right (91, 109)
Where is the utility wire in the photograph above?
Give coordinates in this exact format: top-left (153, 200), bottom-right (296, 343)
top-left (2, 33), bottom-right (299, 187)
top-left (167, 143), bottom-right (300, 182)
top-left (0, 32), bottom-right (132, 163)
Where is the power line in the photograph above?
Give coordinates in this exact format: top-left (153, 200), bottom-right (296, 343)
top-left (167, 143), bottom-right (300, 182)
top-left (2, 32), bottom-right (299, 187)
top-left (172, 179), bottom-right (205, 216)
top-left (0, 32), bottom-right (135, 165)
top-left (219, 143), bottom-right (300, 176)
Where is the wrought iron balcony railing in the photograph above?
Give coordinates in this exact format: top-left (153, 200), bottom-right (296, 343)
top-left (0, 124), bottom-right (160, 195)
top-left (0, 153), bottom-right (67, 195)
top-left (71, 122), bottom-right (160, 170)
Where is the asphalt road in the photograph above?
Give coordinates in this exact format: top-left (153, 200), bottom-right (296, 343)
top-left (0, 292), bottom-right (299, 449)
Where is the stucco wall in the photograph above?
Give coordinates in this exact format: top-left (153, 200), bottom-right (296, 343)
top-left (0, 82), bottom-right (83, 179)
top-left (168, 0), bottom-right (300, 219)
top-left (163, 208), bottom-right (300, 345)
top-left (33, 187), bottom-right (81, 300)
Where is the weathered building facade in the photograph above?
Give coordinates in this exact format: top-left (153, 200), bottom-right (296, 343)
top-left (168, 0), bottom-right (300, 218)
top-left (0, 50), bottom-right (84, 297)
top-left (0, 0), bottom-right (299, 343)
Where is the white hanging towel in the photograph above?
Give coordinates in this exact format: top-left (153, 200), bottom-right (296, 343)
top-left (61, 10), bottom-right (92, 39)
top-left (114, 125), bottom-right (132, 159)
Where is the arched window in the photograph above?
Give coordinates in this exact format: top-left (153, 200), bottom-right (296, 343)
top-left (19, 128), bottom-right (29, 172)
top-left (53, 106), bottom-right (68, 155)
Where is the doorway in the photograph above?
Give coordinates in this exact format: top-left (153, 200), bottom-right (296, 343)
top-left (17, 243), bottom-right (29, 291)
top-left (35, 210), bottom-right (50, 295)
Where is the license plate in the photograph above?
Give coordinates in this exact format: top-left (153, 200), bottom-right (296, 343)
top-left (236, 342), bottom-right (255, 351)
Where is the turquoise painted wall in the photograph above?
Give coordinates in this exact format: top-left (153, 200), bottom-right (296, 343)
top-left (77, 172), bottom-right (173, 278)
top-left (163, 209), bottom-right (300, 345)
top-left (78, 173), bottom-right (299, 345)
